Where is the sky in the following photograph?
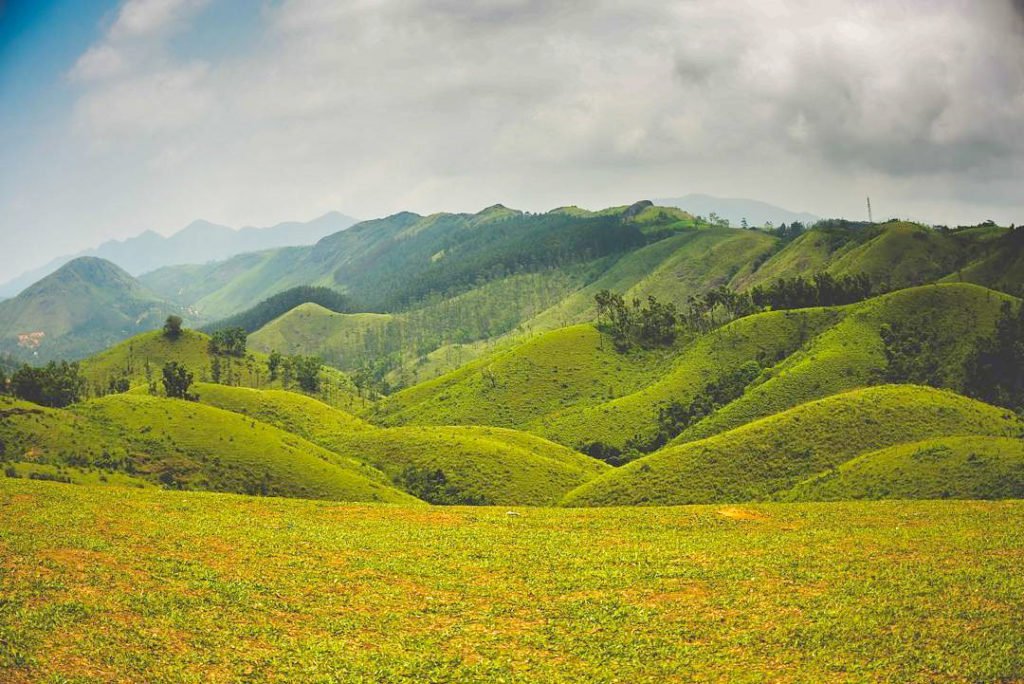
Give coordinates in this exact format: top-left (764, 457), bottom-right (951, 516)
top-left (1, 0), bottom-right (1023, 279)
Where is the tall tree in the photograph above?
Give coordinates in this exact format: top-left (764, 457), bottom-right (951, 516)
top-left (162, 362), bottom-right (197, 401)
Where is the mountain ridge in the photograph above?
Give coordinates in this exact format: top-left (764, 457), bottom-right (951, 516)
top-left (0, 211), bottom-right (358, 298)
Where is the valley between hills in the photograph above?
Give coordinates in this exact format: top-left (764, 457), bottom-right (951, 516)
top-left (0, 201), bottom-right (1021, 682)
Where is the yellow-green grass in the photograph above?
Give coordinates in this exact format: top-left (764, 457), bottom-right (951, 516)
top-left (625, 228), bottom-right (775, 311)
top-left (248, 304), bottom-right (397, 368)
top-left (80, 329), bottom-right (214, 388)
top-left (69, 394), bottom-right (417, 504)
top-left (537, 307), bottom-right (840, 450)
top-left (327, 426), bottom-right (610, 506)
top-left (2, 480), bottom-right (1022, 682)
top-left (372, 324), bottom-right (683, 432)
top-left (192, 381), bottom-right (608, 506)
top-left (825, 222), bottom-right (962, 288)
top-left (734, 229), bottom-right (841, 289)
top-left (0, 397), bottom-right (132, 472)
top-left (80, 329), bottom-right (365, 413)
top-left (675, 283), bottom-right (1017, 444)
top-left (193, 382), bottom-right (373, 445)
top-left (738, 222), bottom-right (968, 291)
top-left (781, 436), bottom-right (1024, 502)
top-left (562, 385), bottom-right (1022, 507)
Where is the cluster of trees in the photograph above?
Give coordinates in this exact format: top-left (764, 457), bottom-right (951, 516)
top-left (749, 273), bottom-right (873, 310)
top-left (3, 361), bottom-right (87, 408)
top-left (204, 286), bottom-right (352, 334)
top-left (397, 466), bottom-right (489, 505)
top-left (208, 328), bottom-right (247, 356)
top-left (965, 301), bottom-right (1023, 413)
top-left (764, 221), bottom-right (807, 242)
top-left (594, 291), bottom-right (678, 350)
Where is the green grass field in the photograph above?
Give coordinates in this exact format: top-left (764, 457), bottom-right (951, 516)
top-left (0, 479), bottom-right (1021, 683)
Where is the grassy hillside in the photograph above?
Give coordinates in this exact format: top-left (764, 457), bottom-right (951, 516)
top-left (825, 222), bottom-right (962, 289)
top-left (79, 329), bottom-right (365, 412)
top-left (193, 382), bottom-right (372, 441)
top-left (190, 382), bottom-right (605, 506)
top-left (525, 227), bottom-right (775, 332)
top-left (562, 385), bottom-right (1022, 507)
top-left (674, 283), bottom-right (1016, 444)
top-left (737, 221), bottom-right (1015, 293)
top-left (69, 394), bottom-right (415, 504)
top-left (250, 304), bottom-right (396, 369)
top-left (3, 480), bottom-right (1021, 682)
top-left (326, 426), bottom-right (609, 506)
top-left (538, 308), bottom-right (840, 451)
top-left (372, 323), bottom-right (684, 430)
top-left (0, 258), bottom-right (179, 362)
top-left (781, 436), bottom-right (1024, 502)
top-left (942, 227), bottom-right (1024, 296)
top-left (0, 396), bottom-right (143, 489)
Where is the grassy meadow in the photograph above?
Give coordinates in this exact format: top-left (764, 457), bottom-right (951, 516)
top-left (1, 478), bottom-right (1021, 683)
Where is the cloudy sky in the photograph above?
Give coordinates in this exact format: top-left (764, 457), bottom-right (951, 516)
top-left (1, 0), bottom-right (1023, 278)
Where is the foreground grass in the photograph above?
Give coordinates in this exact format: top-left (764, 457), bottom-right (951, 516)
top-left (0, 480), bottom-right (1021, 683)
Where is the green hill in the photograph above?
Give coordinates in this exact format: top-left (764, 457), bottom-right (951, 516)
top-left (0, 396), bottom-right (148, 488)
top-left (191, 381), bottom-right (606, 506)
top-left (562, 385), bottom-right (1021, 507)
top-left (780, 436), bottom-right (1024, 501)
top-left (672, 283), bottom-right (1017, 445)
top-left (325, 425), bottom-right (609, 506)
top-left (79, 329), bottom-right (365, 412)
top-left (193, 382), bottom-right (372, 443)
top-left (69, 394), bottom-right (416, 503)
top-left (941, 227), bottom-right (1024, 297)
top-left (372, 323), bottom-right (684, 431)
top-left (537, 307), bottom-right (840, 451)
top-left (0, 258), bottom-right (179, 362)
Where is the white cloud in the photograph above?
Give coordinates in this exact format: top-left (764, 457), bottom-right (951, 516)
top-left (4, 0), bottom-right (1024, 277)
top-left (110, 0), bottom-right (211, 39)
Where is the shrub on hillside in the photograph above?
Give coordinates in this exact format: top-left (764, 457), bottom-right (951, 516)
top-left (163, 315), bottom-right (183, 339)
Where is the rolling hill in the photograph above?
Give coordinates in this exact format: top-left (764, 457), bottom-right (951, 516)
top-left (68, 394), bottom-right (416, 503)
top-left (561, 385), bottom-right (1022, 507)
top-left (0, 392), bottom-right (414, 503)
top-left (79, 329), bottom-right (365, 413)
top-left (0, 258), bottom-right (179, 362)
top-left (376, 283), bottom-right (1016, 460)
top-left (780, 436), bottom-right (1024, 501)
top-left (191, 381), bottom-right (607, 506)
top-left (324, 425), bottom-right (610, 506)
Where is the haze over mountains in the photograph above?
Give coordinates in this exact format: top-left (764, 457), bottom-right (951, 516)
top-left (655, 194), bottom-right (822, 227)
top-left (0, 211), bottom-right (358, 298)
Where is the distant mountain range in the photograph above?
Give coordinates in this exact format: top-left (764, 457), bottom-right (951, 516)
top-left (0, 211), bottom-right (358, 299)
top-left (654, 194), bottom-right (821, 227)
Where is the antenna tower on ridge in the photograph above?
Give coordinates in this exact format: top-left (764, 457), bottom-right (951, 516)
top-left (867, 197), bottom-right (874, 223)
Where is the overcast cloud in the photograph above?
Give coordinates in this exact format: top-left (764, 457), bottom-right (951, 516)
top-left (2, 0), bottom-right (1023, 277)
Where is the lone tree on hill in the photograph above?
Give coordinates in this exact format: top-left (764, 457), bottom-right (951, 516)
top-left (162, 362), bottom-right (197, 401)
top-left (163, 315), bottom-right (183, 339)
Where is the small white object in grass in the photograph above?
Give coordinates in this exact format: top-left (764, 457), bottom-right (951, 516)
top-left (506, 511), bottom-right (522, 517)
